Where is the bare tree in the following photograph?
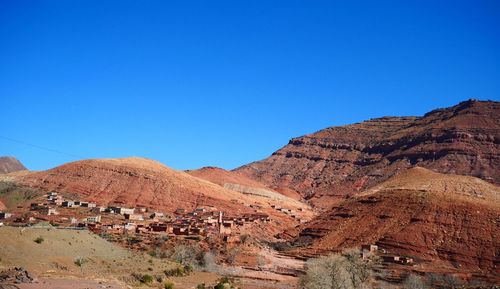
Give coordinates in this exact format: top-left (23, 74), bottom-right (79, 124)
top-left (300, 254), bottom-right (349, 289)
top-left (403, 274), bottom-right (428, 289)
top-left (226, 246), bottom-right (241, 265)
top-left (170, 244), bottom-right (200, 266)
top-left (343, 250), bottom-right (372, 288)
top-left (440, 274), bottom-right (464, 289)
top-left (202, 251), bottom-right (219, 272)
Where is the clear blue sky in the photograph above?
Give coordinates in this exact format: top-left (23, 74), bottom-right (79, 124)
top-left (1, 1), bottom-right (499, 171)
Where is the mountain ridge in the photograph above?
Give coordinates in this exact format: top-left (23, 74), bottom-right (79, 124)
top-left (234, 99), bottom-right (500, 208)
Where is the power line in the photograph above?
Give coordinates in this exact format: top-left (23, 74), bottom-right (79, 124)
top-left (0, 135), bottom-right (84, 159)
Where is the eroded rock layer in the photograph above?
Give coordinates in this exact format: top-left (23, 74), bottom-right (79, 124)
top-left (290, 168), bottom-right (500, 279)
top-left (235, 100), bottom-right (500, 208)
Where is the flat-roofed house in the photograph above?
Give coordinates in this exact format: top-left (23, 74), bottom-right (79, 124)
top-left (124, 213), bottom-right (144, 221)
top-left (173, 226), bottom-right (189, 235)
top-left (80, 202), bottom-right (97, 208)
top-left (92, 207), bottom-right (106, 213)
top-left (42, 208), bottom-right (58, 215)
top-left (85, 215), bottom-right (101, 223)
top-left (136, 206), bottom-right (147, 213)
top-left (0, 212), bottom-right (12, 219)
top-left (62, 201), bottom-right (75, 207)
top-left (362, 244), bottom-right (378, 253)
top-left (150, 223), bottom-right (172, 233)
top-left (30, 203), bottom-right (47, 210)
top-left (150, 212), bottom-right (164, 219)
top-left (108, 206), bottom-right (135, 215)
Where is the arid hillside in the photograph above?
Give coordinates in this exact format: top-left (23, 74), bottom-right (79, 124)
top-left (290, 167), bottom-right (500, 279)
top-left (235, 99), bottom-right (500, 208)
top-left (0, 156), bottom-right (27, 174)
top-left (0, 226), bottom-right (174, 276)
top-left (16, 158), bottom-right (258, 213)
top-left (187, 166), bottom-right (303, 201)
top-left (187, 166), bottom-right (272, 189)
top-left (6, 157), bottom-right (313, 236)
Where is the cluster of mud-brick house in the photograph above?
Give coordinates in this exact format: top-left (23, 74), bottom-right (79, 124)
top-left (361, 244), bottom-right (414, 265)
top-left (271, 205), bottom-right (307, 223)
top-left (29, 192), bottom-right (98, 216)
top-left (4, 191), bottom-right (272, 240)
top-left (93, 206), bottom-right (271, 238)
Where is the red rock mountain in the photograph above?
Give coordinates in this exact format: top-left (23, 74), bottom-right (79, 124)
top-left (0, 157), bottom-right (27, 174)
top-left (19, 157), bottom-right (262, 214)
top-left (15, 158), bottom-right (312, 225)
top-left (235, 99), bottom-right (500, 208)
top-left (291, 167), bottom-right (500, 279)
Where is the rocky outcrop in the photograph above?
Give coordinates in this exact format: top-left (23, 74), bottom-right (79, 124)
top-left (235, 100), bottom-right (500, 208)
top-left (0, 157), bottom-right (26, 174)
top-left (0, 267), bottom-right (36, 285)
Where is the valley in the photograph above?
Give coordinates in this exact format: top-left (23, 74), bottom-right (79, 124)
top-left (0, 100), bottom-right (499, 288)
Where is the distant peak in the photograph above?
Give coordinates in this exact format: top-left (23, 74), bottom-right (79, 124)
top-left (0, 156), bottom-right (27, 174)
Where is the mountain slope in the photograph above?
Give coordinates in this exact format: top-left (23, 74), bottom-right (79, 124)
top-left (11, 157), bottom-right (313, 230)
top-left (0, 156), bottom-right (27, 174)
top-left (235, 99), bottom-right (500, 208)
top-left (187, 166), bottom-right (273, 189)
top-left (187, 166), bottom-right (303, 201)
top-left (291, 167), bottom-right (500, 278)
top-left (18, 157), bottom-right (261, 214)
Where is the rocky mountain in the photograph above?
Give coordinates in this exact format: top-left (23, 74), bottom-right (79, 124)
top-left (0, 157), bottom-right (27, 174)
top-left (290, 167), bottom-right (500, 279)
top-left (235, 99), bottom-right (500, 208)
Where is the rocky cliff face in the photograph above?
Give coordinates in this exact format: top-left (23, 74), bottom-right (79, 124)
top-left (235, 100), bottom-right (500, 208)
top-left (0, 157), bottom-right (27, 174)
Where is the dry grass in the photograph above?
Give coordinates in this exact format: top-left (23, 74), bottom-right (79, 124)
top-left (0, 226), bottom-right (175, 278)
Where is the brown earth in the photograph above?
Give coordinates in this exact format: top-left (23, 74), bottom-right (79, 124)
top-left (289, 167), bottom-right (500, 280)
top-left (0, 157), bottom-right (27, 174)
top-left (235, 99), bottom-right (500, 208)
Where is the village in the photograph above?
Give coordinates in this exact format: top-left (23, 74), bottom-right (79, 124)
top-left (0, 191), bottom-right (417, 270)
top-left (0, 191), bottom-right (275, 242)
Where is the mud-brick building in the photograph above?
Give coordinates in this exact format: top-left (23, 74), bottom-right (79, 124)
top-left (0, 212), bottom-right (12, 219)
top-left (107, 206), bottom-right (135, 215)
top-left (124, 213), bottom-right (144, 221)
top-left (149, 223), bottom-right (172, 233)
